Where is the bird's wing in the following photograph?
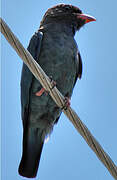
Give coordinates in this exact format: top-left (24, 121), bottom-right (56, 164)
top-left (77, 52), bottom-right (83, 79)
top-left (74, 51), bottom-right (83, 86)
top-left (20, 31), bottom-right (43, 125)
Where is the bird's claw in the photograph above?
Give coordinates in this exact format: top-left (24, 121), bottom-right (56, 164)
top-left (35, 77), bottom-right (56, 97)
top-left (62, 97), bottom-right (71, 110)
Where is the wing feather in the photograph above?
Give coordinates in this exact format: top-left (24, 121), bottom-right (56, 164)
top-left (20, 31), bottom-right (43, 125)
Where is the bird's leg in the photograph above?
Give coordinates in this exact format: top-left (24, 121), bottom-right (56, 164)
top-left (35, 77), bottom-right (56, 97)
top-left (35, 88), bottom-right (48, 96)
top-left (62, 97), bottom-right (71, 110)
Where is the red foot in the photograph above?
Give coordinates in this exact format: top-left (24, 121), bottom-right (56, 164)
top-left (35, 78), bottom-right (56, 97)
top-left (35, 88), bottom-right (48, 96)
top-left (62, 97), bottom-right (71, 110)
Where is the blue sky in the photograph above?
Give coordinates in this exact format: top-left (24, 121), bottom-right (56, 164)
top-left (1, 0), bottom-right (117, 180)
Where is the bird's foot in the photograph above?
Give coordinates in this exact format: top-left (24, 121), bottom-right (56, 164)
top-left (62, 97), bottom-right (71, 110)
top-left (35, 77), bottom-right (56, 97)
top-left (35, 88), bottom-right (48, 96)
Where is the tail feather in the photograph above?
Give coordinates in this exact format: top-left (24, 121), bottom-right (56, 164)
top-left (18, 127), bottom-right (44, 178)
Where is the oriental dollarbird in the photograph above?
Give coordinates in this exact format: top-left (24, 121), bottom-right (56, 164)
top-left (19, 4), bottom-right (96, 178)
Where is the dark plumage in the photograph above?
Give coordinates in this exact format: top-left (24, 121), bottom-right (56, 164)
top-left (19, 4), bottom-right (95, 178)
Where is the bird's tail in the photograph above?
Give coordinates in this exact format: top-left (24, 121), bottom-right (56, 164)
top-left (18, 127), bottom-right (44, 178)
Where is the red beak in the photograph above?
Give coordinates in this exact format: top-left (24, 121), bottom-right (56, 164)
top-left (78, 14), bottom-right (96, 23)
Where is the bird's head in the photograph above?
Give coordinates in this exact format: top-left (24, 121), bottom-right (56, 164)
top-left (40, 4), bottom-right (96, 34)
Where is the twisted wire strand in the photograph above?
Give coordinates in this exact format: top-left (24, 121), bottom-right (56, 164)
top-left (1, 18), bottom-right (117, 179)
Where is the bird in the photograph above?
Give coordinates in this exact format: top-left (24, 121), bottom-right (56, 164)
top-left (18, 4), bottom-right (96, 178)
